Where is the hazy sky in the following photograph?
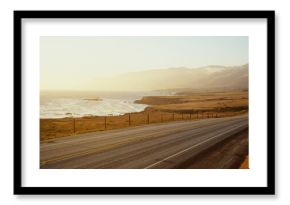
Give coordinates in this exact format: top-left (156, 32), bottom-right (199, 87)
top-left (40, 36), bottom-right (248, 91)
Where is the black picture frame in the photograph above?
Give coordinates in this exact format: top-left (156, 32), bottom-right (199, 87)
top-left (14, 10), bottom-right (275, 195)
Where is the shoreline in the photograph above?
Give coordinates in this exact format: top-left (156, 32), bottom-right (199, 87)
top-left (40, 89), bottom-right (248, 120)
top-left (40, 90), bottom-right (248, 141)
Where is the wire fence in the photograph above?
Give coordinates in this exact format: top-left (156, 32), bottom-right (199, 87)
top-left (40, 111), bottom-right (239, 141)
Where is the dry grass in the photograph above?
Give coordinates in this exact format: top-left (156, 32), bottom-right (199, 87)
top-left (40, 111), bottom-right (187, 141)
top-left (240, 156), bottom-right (249, 169)
top-left (40, 90), bottom-right (248, 141)
top-left (136, 90), bottom-right (248, 113)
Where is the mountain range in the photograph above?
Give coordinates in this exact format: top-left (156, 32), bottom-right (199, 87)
top-left (93, 64), bottom-right (248, 91)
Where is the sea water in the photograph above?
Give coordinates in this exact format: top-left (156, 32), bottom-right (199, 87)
top-left (40, 91), bottom-right (172, 119)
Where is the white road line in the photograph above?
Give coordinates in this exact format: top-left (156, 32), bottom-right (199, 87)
top-left (144, 123), bottom-right (247, 169)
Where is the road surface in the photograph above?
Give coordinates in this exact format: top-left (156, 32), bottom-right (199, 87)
top-left (40, 115), bottom-right (248, 169)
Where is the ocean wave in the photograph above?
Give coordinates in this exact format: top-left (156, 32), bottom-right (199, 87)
top-left (40, 97), bottom-right (148, 119)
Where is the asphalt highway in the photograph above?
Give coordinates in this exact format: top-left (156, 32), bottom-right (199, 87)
top-left (40, 115), bottom-right (248, 169)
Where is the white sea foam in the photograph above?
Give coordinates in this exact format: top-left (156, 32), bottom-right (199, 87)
top-left (40, 91), bottom-right (171, 119)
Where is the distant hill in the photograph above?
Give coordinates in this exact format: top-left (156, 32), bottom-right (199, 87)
top-left (93, 64), bottom-right (248, 91)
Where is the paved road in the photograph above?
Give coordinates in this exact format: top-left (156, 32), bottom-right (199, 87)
top-left (40, 115), bottom-right (248, 169)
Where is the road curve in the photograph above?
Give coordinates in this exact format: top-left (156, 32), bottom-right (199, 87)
top-left (40, 115), bottom-right (248, 169)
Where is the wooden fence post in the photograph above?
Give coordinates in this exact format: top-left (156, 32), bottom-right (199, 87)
top-left (129, 113), bottom-right (131, 126)
top-left (73, 118), bottom-right (76, 134)
top-left (161, 114), bottom-right (163, 122)
top-left (104, 116), bottom-right (107, 130)
top-left (182, 113), bottom-right (184, 120)
top-left (147, 113), bottom-right (149, 124)
top-left (173, 113), bottom-right (174, 121)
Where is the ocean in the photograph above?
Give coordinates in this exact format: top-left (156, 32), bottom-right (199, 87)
top-left (40, 90), bottom-right (172, 119)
